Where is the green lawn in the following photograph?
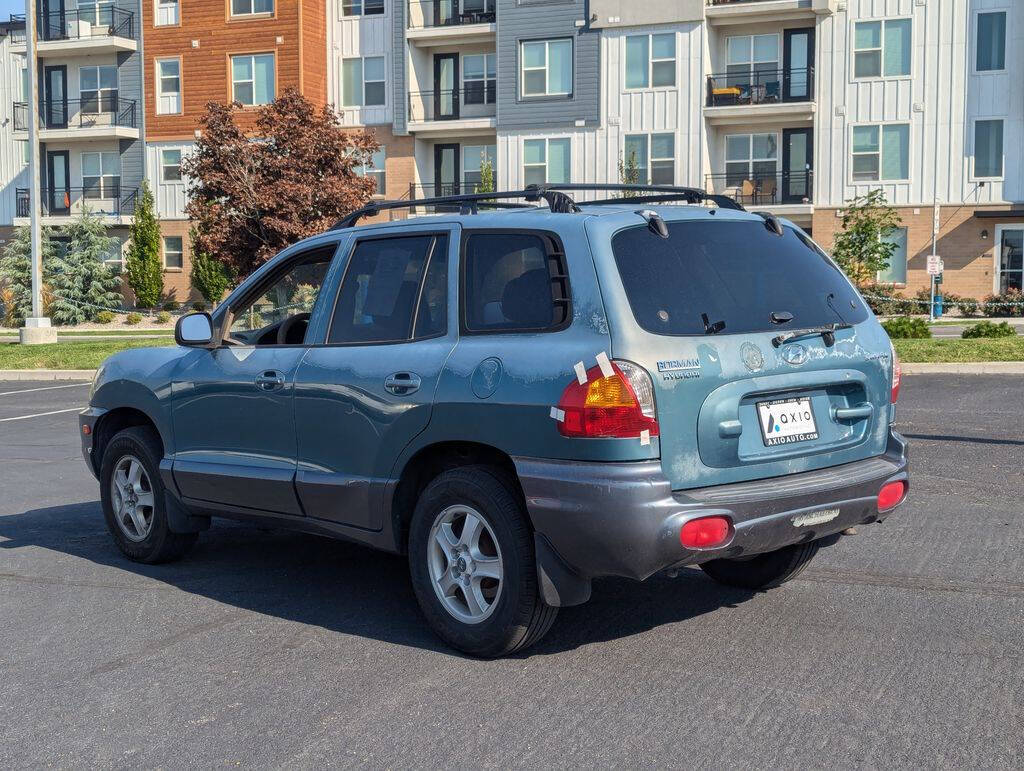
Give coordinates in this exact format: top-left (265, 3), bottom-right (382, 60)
top-left (0, 329), bottom-right (174, 337)
top-left (893, 337), bottom-right (1024, 363)
top-left (0, 339), bottom-right (173, 370)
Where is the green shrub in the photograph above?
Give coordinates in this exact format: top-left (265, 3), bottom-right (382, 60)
top-left (156, 311), bottom-right (172, 324)
top-left (95, 310), bottom-right (115, 324)
top-left (962, 320), bottom-right (1017, 339)
top-left (192, 301), bottom-right (206, 312)
top-left (125, 312), bottom-right (142, 326)
top-left (982, 288), bottom-right (1024, 318)
top-left (881, 316), bottom-right (931, 339)
top-left (162, 300), bottom-right (180, 311)
top-left (863, 285), bottom-right (912, 315)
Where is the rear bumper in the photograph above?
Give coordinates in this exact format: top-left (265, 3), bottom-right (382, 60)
top-left (514, 430), bottom-right (908, 606)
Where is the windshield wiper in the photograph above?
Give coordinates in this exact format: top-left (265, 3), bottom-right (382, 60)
top-left (772, 322), bottom-right (852, 348)
top-left (701, 313), bottom-right (726, 335)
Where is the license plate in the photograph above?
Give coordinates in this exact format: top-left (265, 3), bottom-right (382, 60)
top-left (757, 397), bottom-right (819, 446)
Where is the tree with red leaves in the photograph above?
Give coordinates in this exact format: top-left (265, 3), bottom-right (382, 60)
top-left (183, 89), bottom-right (380, 278)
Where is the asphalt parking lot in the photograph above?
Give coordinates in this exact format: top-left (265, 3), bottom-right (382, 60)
top-left (0, 375), bottom-right (1021, 768)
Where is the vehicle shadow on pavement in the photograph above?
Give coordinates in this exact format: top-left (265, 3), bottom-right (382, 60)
top-left (1, 501), bottom-right (757, 657)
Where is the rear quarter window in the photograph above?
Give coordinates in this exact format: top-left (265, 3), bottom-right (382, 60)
top-left (612, 220), bottom-right (868, 336)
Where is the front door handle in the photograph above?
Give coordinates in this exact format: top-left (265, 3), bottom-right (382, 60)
top-left (255, 370), bottom-right (285, 392)
top-left (384, 372), bottom-right (421, 396)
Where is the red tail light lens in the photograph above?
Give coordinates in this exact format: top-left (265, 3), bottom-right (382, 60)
top-left (877, 480), bottom-right (907, 512)
top-left (557, 360), bottom-right (659, 439)
top-left (891, 344), bottom-right (901, 404)
top-left (679, 516), bottom-right (732, 549)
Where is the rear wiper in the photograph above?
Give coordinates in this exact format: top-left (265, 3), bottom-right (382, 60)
top-left (772, 322), bottom-right (852, 348)
top-left (701, 313), bottom-right (726, 335)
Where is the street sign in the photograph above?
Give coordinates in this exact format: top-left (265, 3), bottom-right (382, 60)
top-left (927, 255), bottom-right (944, 275)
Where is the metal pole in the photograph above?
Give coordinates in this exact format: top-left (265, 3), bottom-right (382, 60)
top-left (929, 198), bottom-right (939, 323)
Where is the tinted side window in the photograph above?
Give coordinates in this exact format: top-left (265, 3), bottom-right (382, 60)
top-left (414, 235), bottom-right (449, 338)
top-left (463, 232), bottom-right (569, 332)
top-left (328, 235), bottom-right (440, 344)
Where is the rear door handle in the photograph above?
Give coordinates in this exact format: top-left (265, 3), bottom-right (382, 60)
top-left (255, 370), bottom-right (285, 391)
top-left (832, 403), bottom-right (873, 421)
top-left (384, 372), bottom-right (421, 395)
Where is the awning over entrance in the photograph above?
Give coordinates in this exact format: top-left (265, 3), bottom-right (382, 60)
top-left (974, 209), bottom-right (1024, 219)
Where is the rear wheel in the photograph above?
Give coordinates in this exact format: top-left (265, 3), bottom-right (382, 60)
top-left (100, 426), bottom-right (197, 564)
top-left (407, 466), bottom-right (557, 657)
top-left (699, 541), bottom-right (820, 590)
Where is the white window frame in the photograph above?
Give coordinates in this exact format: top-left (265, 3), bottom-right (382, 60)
top-left (231, 53), bottom-right (275, 106)
top-left (972, 117), bottom-right (1005, 181)
top-left (520, 38), bottom-right (573, 98)
top-left (463, 144), bottom-right (496, 190)
top-left (160, 148), bottom-right (183, 183)
top-left (724, 132), bottom-right (778, 186)
top-left (230, 0), bottom-right (273, 17)
top-left (849, 122), bottom-right (911, 184)
top-left (79, 65), bottom-right (118, 115)
top-left (355, 147), bottom-right (386, 196)
top-left (725, 33), bottom-right (779, 81)
top-left (155, 0), bottom-right (179, 26)
top-left (624, 32), bottom-right (676, 91)
top-left (78, 0), bottom-right (114, 27)
top-left (341, 56), bottom-right (386, 107)
top-left (522, 136), bottom-right (571, 185)
top-left (81, 151), bottom-right (121, 199)
top-left (623, 132), bottom-right (675, 185)
top-left (341, 0), bottom-right (384, 16)
top-left (851, 17), bottom-right (913, 80)
top-left (162, 236), bottom-right (184, 270)
top-left (972, 9), bottom-right (1008, 75)
top-left (155, 58), bottom-right (182, 115)
top-left (462, 53), bottom-right (496, 105)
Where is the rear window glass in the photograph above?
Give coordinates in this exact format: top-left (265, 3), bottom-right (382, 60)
top-left (611, 220), bottom-right (868, 336)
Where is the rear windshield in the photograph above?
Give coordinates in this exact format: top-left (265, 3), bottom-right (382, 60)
top-left (611, 220), bottom-right (868, 336)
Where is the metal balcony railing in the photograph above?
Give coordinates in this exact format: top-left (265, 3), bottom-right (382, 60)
top-left (9, 8), bottom-right (135, 42)
top-left (704, 170), bottom-right (814, 206)
top-left (706, 67), bottom-right (814, 106)
top-left (14, 97), bottom-right (138, 131)
top-left (407, 0), bottom-right (495, 29)
top-left (16, 185), bottom-right (138, 218)
top-left (408, 86), bottom-right (496, 122)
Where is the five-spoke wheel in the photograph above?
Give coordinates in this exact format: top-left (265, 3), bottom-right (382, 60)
top-left (428, 504), bottom-right (504, 624)
top-left (110, 454), bottom-right (156, 542)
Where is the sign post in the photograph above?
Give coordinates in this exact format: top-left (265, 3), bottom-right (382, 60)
top-left (926, 255), bottom-right (944, 322)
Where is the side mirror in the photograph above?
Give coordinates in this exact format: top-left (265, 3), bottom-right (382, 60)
top-left (175, 312), bottom-right (215, 347)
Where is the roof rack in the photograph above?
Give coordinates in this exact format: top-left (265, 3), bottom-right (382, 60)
top-left (330, 183), bottom-right (744, 229)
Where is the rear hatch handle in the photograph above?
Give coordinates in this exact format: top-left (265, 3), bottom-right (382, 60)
top-left (832, 403), bottom-right (873, 421)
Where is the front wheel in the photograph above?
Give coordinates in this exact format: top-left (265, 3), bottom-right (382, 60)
top-left (407, 466), bottom-right (557, 657)
top-left (699, 541), bottom-right (820, 590)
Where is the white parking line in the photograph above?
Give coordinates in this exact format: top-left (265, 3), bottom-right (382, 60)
top-left (0, 383), bottom-right (90, 397)
top-left (0, 408), bottom-right (82, 422)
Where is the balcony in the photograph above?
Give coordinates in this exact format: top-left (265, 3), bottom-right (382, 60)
top-left (407, 87), bottom-right (496, 134)
top-left (704, 68), bottom-right (815, 124)
top-left (704, 170), bottom-right (813, 209)
top-left (704, 0), bottom-right (837, 25)
top-left (406, 0), bottom-right (495, 45)
top-left (8, 9), bottom-right (137, 54)
top-left (13, 98), bottom-right (140, 141)
top-left (388, 183), bottom-right (508, 220)
top-left (15, 185), bottom-right (138, 225)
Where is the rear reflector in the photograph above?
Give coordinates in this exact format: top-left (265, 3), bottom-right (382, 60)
top-left (679, 516), bottom-right (732, 549)
top-left (877, 480), bottom-right (907, 512)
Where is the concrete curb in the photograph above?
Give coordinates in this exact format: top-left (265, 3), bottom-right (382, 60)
top-left (0, 370), bottom-right (96, 381)
top-left (902, 362), bottom-right (1024, 374)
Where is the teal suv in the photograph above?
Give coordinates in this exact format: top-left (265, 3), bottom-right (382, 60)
top-left (79, 184), bottom-right (909, 657)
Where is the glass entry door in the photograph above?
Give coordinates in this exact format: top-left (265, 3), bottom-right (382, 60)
top-left (783, 27), bottom-right (814, 102)
top-left (46, 151), bottom-right (70, 214)
top-left (433, 53), bottom-right (458, 120)
top-left (996, 227), bottom-right (1023, 293)
top-left (781, 127), bottom-right (813, 203)
top-left (44, 65), bottom-right (68, 128)
top-left (434, 143), bottom-right (459, 196)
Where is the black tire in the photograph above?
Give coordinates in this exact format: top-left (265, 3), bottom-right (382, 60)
top-left (407, 466), bottom-right (557, 657)
top-left (99, 426), bottom-right (198, 564)
top-left (699, 541), bottom-right (820, 591)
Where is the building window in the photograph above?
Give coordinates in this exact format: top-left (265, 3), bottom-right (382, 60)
top-left (878, 227), bottom-right (908, 285)
top-left (463, 53), bottom-right (496, 104)
top-left (625, 33), bottom-right (675, 89)
top-left (19, 141), bottom-right (29, 165)
top-left (355, 147), bottom-right (386, 194)
top-left (231, 53), bottom-right (275, 105)
top-left (463, 144), bottom-right (496, 191)
top-left (520, 39), bottom-right (572, 98)
top-left (523, 138), bottom-right (570, 185)
top-left (163, 236), bottom-right (184, 269)
top-left (82, 152), bottom-right (120, 199)
top-left (80, 65), bottom-right (118, 114)
top-left (341, 56), bottom-right (386, 107)
top-left (623, 133), bottom-right (674, 185)
top-left (974, 119), bottom-right (1004, 179)
top-left (853, 19), bottom-right (911, 78)
top-left (726, 34), bottom-right (778, 87)
top-left (161, 148), bottom-right (182, 182)
top-left (156, 0), bottom-right (179, 25)
top-left (341, 0), bottom-right (384, 15)
top-left (725, 133), bottom-right (777, 186)
top-left (976, 12), bottom-right (1006, 72)
top-left (78, 0), bottom-right (114, 27)
top-left (156, 59), bottom-right (181, 114)
top-left (852, 124), bottom-right (909, 181)
top-left (231, 0), bottom-right (273, 16)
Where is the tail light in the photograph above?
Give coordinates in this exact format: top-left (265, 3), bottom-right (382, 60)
top-left (877, 480), bottom-right (907, 512)
top-left (557, 359), bottom-right (659, 439)
top-left (890, 342), bottom-right (901, 404)
top-left (680, 516), bottom-right (732, 549)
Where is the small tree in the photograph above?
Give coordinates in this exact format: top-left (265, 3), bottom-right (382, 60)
top-left (184, 89), bottom-right (379, 278)
top-left (124, 181), bottom-right (164, 309)
top-left (619, 149), bottom-right (642, 187)
top-left (477, 156), bottom-right (495, 194)
top-left (49, 209), bottom-right (124, 325)
top-left (189, 228), bottom-right (232, 307)
top-left (831, 189), bottom-right (903, 287)
top-left (0, 225), bottom-right (57, 326)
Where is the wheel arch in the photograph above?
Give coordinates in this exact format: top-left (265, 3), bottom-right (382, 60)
top-left (91, 407), bottom-right (164, 476)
